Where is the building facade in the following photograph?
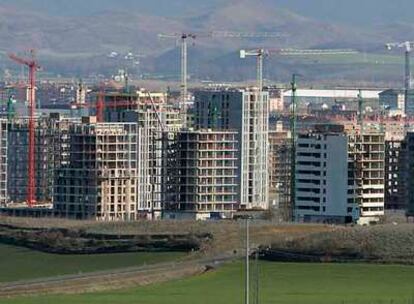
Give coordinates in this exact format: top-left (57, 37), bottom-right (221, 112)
top-left (54, 118), bottom-right (138, 220)
top-left (108, 103), bottom-right (182, 219)
top-left (162, 129), bottom-right (239, 220)
top-left (295, 127), bottom-right (356, 223)
top-left (404, 132), bottom-right (414, 217)
top-left (384, 139), bottom-right (407, 210)
top-left (7, 115), bottom-right (71, 204)
top-left (268, 122), bottom-right (291, 218)
top-left (194, 88), bottom-right (269, 210)
top-left (348, 131), bottom-right (385, 225)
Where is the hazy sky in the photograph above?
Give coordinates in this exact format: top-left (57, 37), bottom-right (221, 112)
top-left (1, 0), bottom-right (413, 26)
top-left (273, 0), bottom-right (414, 26)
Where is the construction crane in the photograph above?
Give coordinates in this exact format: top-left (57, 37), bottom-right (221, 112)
top-left (158, 32), bottom-right (198, 121)
top-left (96, 85), bottom-right (105, 123)
top-left (158, 31), bottom-right (285, 124)
top-left (8, 50), bottom-right (40, 207)
top-left (386, 41), bottom-right (414, 114)
top-left (240, 48), bottom-right (358, 90)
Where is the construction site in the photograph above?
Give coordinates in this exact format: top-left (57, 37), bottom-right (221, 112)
top-left (0, 28), bottom-right (413, 226)
top-left (2, 2), bottom-right (414, 304)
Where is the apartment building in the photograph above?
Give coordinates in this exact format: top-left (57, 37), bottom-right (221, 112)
top-left (384, 139), bottom-right (407, 210)
top-left (7, 114), bottom-right (72, 204)
top-left (348, 130), bottom-right (385, 225)
top-left (108, 104), bottom-right (182, 219)
top-left (54, 117), bottom-right (138, 220)
top-left (194, 88), bottom-right (269, 210)
top-left (162, 129), bottom-right (239, 220)
top-left (268, 122), bottom-right (291, 217)
top-left (404, 132), bottom-right (414, 217)
top-left (295, 125), bottom-right (356, 223)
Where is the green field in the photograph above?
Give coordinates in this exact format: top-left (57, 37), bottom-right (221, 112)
top-left (0, 244), bottom-right (185, 283)
top-left (4, 261), bottom-right (414, 304)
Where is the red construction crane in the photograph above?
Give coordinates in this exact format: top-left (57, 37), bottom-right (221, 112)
top-left (96, 85), bottom-right (105, 123)
top-left (8, 50), bottom-right (40, 207)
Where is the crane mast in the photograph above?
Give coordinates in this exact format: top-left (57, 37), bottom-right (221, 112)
top-left (386, 41), bottom-right (414, 115)
top-left (240, 48), bottom-right (357, 90)
top-left (158, 31), bottom-right (284, 125)
top-left (8, 50), bottom-right (40, 207)
top-left (158, 32), bottom-right (197, 125)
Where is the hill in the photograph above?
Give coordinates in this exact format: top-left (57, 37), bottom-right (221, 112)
top-left (0, 0), bottom-right (411, 84)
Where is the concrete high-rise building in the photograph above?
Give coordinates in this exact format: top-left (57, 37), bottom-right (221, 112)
top-left (268, 122), bottom-right (291, 218)
top-left (54, 117), bottom-right (138, 220)
top-left (107, 97), bottom-right (182, 219)
top-left (122, 109), bottom-right (181, 219)
top-left (384, 139), bottom-right (407, 210)
top-left (162, 129), bottom-right (239, 220)
top-left (295, 126), bottom-right (357, 223)
top-left (348, 130), bottom-right (385, 225)
top-left (294, 125), bottom-right (385, 224)
top-left (194, 88), bottom-right (269, 210)
top-left (7, 114), bottom-right (72, 204)
top-left (404, 132), bottom-right (414, 217)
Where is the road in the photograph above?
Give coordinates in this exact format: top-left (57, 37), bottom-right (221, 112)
top-left (0, 254), bottom-right (237, 297)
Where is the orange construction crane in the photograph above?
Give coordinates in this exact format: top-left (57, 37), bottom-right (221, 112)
top-left (8, 50), bottom-right (40, 207)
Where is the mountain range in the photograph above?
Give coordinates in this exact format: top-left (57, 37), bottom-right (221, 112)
top-left (0, 0), bottom-right (413, 85)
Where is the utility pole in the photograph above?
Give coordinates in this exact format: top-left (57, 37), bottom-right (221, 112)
top-left (245, 217), bottom-right (250, 304)
top-left (290, 74), bottom-right (298, 222)
top-left (253, 250), bottom-right (260, 304)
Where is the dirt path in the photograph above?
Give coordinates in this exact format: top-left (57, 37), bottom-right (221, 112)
top-left (0, 256), bottom-right (233, 298)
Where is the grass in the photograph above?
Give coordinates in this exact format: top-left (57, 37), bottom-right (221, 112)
top-left (0, 244), bottom-right (185, 283)
top-left (3, 261), bottom-right (414, 304)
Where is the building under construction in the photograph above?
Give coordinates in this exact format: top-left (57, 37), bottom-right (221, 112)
top-left (6, 114), bottom-right (72, 204)
top-left (103, 89), bottom-right (182, 219)
top-left (54, 117), bottom-right (138, 220)
top-left (162, 129), bottom-right (239, 220)
top-left (194, 88), bottom-right (269, 210)
top-left (268, 122), bottom-right (291, 219)
top-left (114, 108), bottom-right (182, 219)
top-left (348, 130), bottom-right (386, 225)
